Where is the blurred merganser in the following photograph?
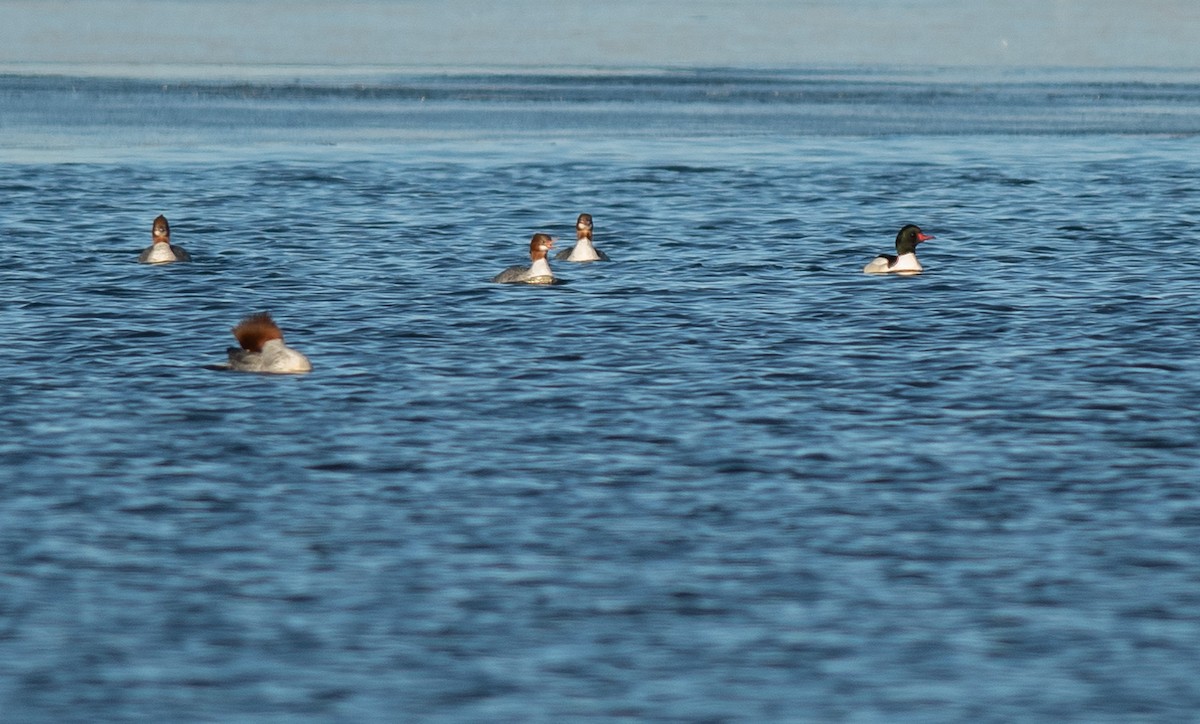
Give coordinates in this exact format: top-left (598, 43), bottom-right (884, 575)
top-left (493, 233), bottom-right (557, 284)
top-left (224, 312), bottom-right (312, 374)
top-left (138, 215), bottom-right (191, 264)
top-left (863, 225), bottom-right (934, 274)
top-left (554, 213), bottom-right (609, 262)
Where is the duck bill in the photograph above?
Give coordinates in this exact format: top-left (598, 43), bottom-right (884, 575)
top-left (917, 232), bottom-right (935, 243)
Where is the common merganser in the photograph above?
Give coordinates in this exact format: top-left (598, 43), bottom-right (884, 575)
top-left (863, 225), bottom-right (934, 274)
top-left (554, 213), bottom-right (609, 262)
top-left (493, 233), bottom-right (557, 284)
top-left (223, 312), bottom-right (311, 374)
top-left (138, 215), bottom-right (191, 264)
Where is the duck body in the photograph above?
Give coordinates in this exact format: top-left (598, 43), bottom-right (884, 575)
top-left (494, 233), bottom-right (557, 284)
top-left (492, 258), bottom-right (555, 284)
top-left (863, 225), bottom-right (933, 274)
top-left (139, 243), bottom-right (190, 264)
top-left (555, 238), bottom-right (608, 262)
top-left (226, 338), bottom-right (312, 374)
top-left (863, 251), bottom-right (922, 274)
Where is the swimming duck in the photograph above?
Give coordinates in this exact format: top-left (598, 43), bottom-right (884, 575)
top-left (554, 213), bottom-right (609, 262)
top-left (863, 224), bottom-right (934, 274)
top-left (223, 312), bottom-right (311, 374)
top-left (138, 215), bottom-right (191, 264)
top-left (493, 233), bottom-right (557, 284)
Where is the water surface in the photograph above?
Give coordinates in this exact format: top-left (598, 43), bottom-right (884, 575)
top-left (2, 68), bottom-right (1199, 721)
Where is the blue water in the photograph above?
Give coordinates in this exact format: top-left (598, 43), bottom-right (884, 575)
top-left (2, 68), bottom-right (1200, 722)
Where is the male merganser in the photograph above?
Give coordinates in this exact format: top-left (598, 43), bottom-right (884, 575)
top-left (493, 233), bottom-right (557, 284)
top-left (863, 225), bottom-right (934, 274)
top-left (223, 312), bottom-right (312, 374)
top-left (554, 213), bottom-right (609, 262)
top-left (138, 215), bottom-right (191, 264)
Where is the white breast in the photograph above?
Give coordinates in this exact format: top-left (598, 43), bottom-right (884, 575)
top-left (141, 244), bottom-right (178, 264)
top-left (567, 238), bottom-right (602, 262)
top-left (888, 253), bottom-right (922, 272)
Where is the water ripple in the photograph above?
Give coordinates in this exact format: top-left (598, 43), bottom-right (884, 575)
top-left (2, 71), bottom-right (1200, 721)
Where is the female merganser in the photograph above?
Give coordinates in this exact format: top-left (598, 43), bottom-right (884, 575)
top-left (138, 215), bottom-right (191, 264)
top-left (493, 233), bottom-right (557, 284)
top-left (863, 224), bottom-right (934, 274)
top-left (223, 312), bottom-right (312, 374)
top-left (554, 213), bottom-right (609, 262)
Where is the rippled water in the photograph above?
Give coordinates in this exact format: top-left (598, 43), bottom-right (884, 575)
top-left (2, 68), bottom-right (1200, 721)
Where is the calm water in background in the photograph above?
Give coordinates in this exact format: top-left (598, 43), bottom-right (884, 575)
top-left (2, 67), bottom-right (1200, 721)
